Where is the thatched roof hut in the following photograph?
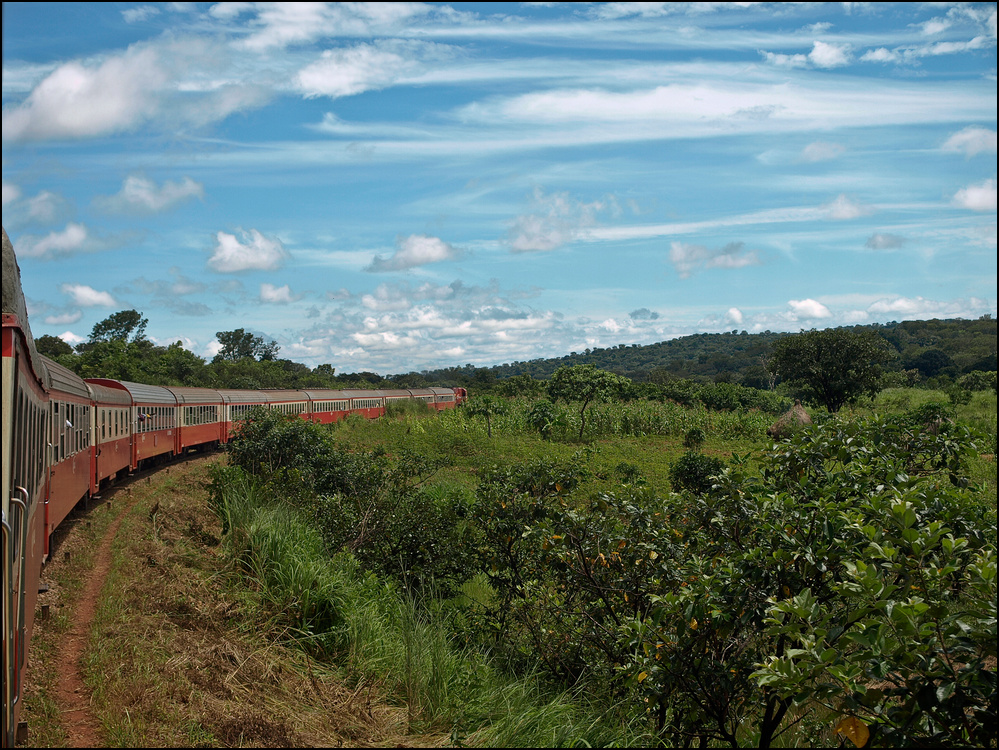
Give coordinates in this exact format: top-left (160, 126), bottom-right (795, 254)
top-left (768, 400), bottom-right (812, 440)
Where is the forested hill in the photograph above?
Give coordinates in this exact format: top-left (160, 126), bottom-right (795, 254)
top-left (419, 317), bottom-right (997, 386)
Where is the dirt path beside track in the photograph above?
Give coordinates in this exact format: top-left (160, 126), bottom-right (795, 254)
top-left (23, 455), bottom-right (445, 748)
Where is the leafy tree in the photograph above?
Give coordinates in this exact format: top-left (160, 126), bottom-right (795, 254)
top-left (83, 309), bottom-right (148, 346)
top-left (770, 328), bottom-right (894, 412)
top-left (213, 328), bottom-right (279, 362)
top-left (36, 334), bottom-right (74, 358)
top-left (466, 394), bottom-right (507, 437)
top-left (547, 364), bottom-right (628, 440)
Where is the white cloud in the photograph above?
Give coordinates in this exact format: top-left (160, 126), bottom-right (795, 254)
top-left (2, 46), bottom-right (167, 141)
top-left (919, 18), bottom-right (952, 36)
top-left (725, 307), bottom-right (744, 326)
top-left (2, 180), bottom-right (21, 206)
top-left (60, 283), bottom-right (116, 307)
top-left (942, 127), bottom-right (997, 157)
top-left (760, 51), bottom-right (809, 68)
top-left (94, 174), bottom-right (204, 214)
top-left (208, 229), bottom-right (288, 272)
top-left (58, 330), bottom-right (86, 346)
top-left (824, 194), bottom-right (870, 220)
top-left (44, 310), bottom-right (84, 325)
top-left (952, 179), bottom-right (997, 212)
top-left (808, 41), bottom-right (851, 68)
top-left (2, 38), bottom-right (271, 143)
top-left (260, 283), bottom-right (296, 303)
top-left (860, 47), bottom-right (899, 63)
top-left (865, 233), bottom-right (905, 250)
top-left (669, 241), bottom-right (761, 279)
top-left (297, 41), bottom-right (453, 99)
top-left (799, 141), bottom-right (845, 162)
top-left (18, 223), bottom-right (89, 258)
top-left (234, 2), bottom-right (434, 51)
top-left (508, 188), bottom-right (606, 252)
top-left (787, 299), bottom-right (831, 319)
top-left (366, 234), bottom-right (462, 272)
top-left (122, 5), bottom-right (161, 23)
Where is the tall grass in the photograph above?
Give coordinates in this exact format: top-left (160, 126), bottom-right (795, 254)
top-left (210, 466), bottom-right (646, 746)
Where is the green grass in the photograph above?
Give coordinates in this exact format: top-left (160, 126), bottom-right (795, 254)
top-left (211, 469), bottom-right (650, 747)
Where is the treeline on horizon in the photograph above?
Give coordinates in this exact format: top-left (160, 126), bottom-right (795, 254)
top-left (36, 310), bottom-right (997, 395)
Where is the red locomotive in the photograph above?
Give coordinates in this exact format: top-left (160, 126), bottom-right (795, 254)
top-left (1, 228), bottom-right (466, 746)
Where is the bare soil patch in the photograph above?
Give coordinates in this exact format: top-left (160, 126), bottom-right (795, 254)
top-left (22, 454), bottom-right (448, 748)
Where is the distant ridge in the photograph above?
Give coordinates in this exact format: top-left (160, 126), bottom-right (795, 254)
top-left (411, 317), bottom-right (997, 386)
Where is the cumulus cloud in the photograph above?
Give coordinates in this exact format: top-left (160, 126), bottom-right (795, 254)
top-left (60, 283), bottom-right (116, 307)
top-left (952, 179), bottom-right (997, 211)
top-left (59, 330), bottom-right (86, 347)
top-left (942, 127), bottom-right (997, 157)
top-left (669, 241), bottom-right (761, 278)
top-left (860, 47), bottom-right (899, 63)
top-left (761, 41), bottom-right (850, 69)
top-left (865, 233), bottom-right (905, 250)
top-left (787, 298), bottom-right (832, 319)
top-left (366, 234), bottom-right (463, 272)
top-left (260, 283), bottom-right (297, 303)
top-left (725, 307), bottom-right (744, 326)
top-left (44, 310), bottom-right (83, 326)
top-left (824, 194), bottom-right (871, 220)
top-left (799, 141), bottom-right (845, 162)
top-left (208, 229), bottom-right (288, 272)
top-left (808, 41), bottom-right (851, 68)
top-left (2, 180), bottom-right (21, 206)
top-left (508, 188), bottom-right (607, 253)
top-left (17, 223), bottom-right (90, 258)
top-left (2, 38), bottom-right (270, 142)
top-left (94, 174), bottom-right (204, 214)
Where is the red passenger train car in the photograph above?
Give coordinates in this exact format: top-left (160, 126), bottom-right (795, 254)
top-left (2, 227), bottom-right (468, 746)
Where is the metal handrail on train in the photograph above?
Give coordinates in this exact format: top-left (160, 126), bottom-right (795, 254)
top-left (3, 487), bottom-right (30, 748)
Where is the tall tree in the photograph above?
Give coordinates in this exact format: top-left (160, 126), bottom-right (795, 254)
top-left (770, 328), bottom-right (894, 412)
top-left (86, 309), bottom-right (148, 344)
top-left (547, 364), bottom-right (628, 440)
top-left (213, 328), bottom-right (280, 362)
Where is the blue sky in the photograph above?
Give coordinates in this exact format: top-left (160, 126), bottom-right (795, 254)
top-left (2, 2), bottom-right (996, 374)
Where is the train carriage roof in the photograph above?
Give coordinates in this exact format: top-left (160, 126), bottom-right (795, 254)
top-left (258, 389), bottom-right (309, 402)
top-left (87, 381), bottom-right (133, 406)
top-left (300, 389), bottom-right (353, 401)
top-left (40, 355), bottom-right (90, 400)
top-left (164, 386), bottom-right (224, 405)
top-left (85, 378), bottom-right (178, 405)
top-left (3, 227), bottom-right (50, 389)
top-left (380, 389), bottom-right (416, 399)
top-left (215, 389), bottom-right (269, 404)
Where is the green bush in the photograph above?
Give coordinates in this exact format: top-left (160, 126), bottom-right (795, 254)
top-left (668, 450), bottom-right (726, 495)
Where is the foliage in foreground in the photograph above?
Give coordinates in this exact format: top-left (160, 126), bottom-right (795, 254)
top-left (218, 402), bottom-right (996, 747)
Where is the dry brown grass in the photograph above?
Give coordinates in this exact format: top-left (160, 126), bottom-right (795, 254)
top-left (23, 455), bottom-right (448, 748)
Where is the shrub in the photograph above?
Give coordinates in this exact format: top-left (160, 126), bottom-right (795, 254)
top-left (668, 450), bottom-right (726, 495)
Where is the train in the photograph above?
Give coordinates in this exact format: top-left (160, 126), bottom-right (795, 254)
top-left (1, 227), bottom-right (467, 747)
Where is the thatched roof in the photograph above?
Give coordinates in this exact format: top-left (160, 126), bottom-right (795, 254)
top-left (768, 400), bottom-right (812, 440)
